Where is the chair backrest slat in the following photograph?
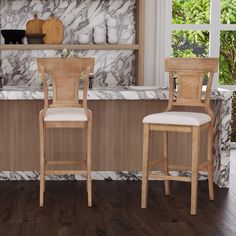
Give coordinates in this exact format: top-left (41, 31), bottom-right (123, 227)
top-left (51, 72), bottom-right (80, 107)
top-left (37, 58), bottom-right (95, 109)
top-left (165, 58), bottom-right (218, 119)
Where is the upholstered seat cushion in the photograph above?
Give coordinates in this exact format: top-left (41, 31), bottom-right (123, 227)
top-left (44, 108), bottom-right (88, 122)
top-left (143, 112), bottom-right (211, 126)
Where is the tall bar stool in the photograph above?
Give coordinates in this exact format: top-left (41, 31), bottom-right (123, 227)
top-left (37, 57), bottom-right (95, 207)
top-left (141, 58), bottom-right (218, 215)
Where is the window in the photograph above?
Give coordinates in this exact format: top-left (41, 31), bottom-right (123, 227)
top-left (160, 0), bottom-right (236, 143)
top-left (164, 0), bottom-right (236, 87)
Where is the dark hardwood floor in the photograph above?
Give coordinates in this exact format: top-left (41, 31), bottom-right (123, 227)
top-left (0, 152), bottom-right (236, 236)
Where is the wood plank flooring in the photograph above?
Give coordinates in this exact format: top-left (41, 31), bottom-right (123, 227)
top-left (0, 151), bottom-right (236, 236)
top-left (0, 179), bottom-right (235, 236)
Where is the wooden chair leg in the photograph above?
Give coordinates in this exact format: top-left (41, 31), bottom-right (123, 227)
top-left (163, 131), bottom-right (170, 195)
top-left (191, 126), bottom-right (200, 215)
top-left (141, 124), bottom-right (150, 209)
top-left (39, 119), bottom-right (45, 207)
top-left (207, 125), bottom-right (214, 200)
top-left (43, 128), bottom-right (46, 193)
top-left (87, 116), bottom-right (92, 207)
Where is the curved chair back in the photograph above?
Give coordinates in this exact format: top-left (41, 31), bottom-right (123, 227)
top-left (37, 58), bottom-right (95, 109)
top-left (165, 58), bottom-right (218, 121)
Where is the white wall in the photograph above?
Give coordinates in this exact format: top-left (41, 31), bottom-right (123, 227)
top-left (144, 0), bottom-right (168, 88)
top-left (144, 0), bottom-right (156, 85)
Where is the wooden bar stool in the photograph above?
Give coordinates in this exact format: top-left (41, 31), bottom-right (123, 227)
top-left (37, 57), bottom-right (95, 207)
top-left (141, 58), bottom-right (218, 215)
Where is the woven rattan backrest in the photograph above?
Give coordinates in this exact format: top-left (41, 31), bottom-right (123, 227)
top-left (165, 58), bottom-right (218, 117)
top-left (37, 58), bottom-right (95, 109)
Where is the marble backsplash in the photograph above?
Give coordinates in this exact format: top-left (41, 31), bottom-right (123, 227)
top-left (0, 0), bottom-right (136, 87)
top-left (1, 49), bottom-right (136, 87)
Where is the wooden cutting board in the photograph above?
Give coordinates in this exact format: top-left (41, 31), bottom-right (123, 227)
top-left (42, 14), bottom-right (63, 44)
top-left (26, 14), bottom-right (44, 34)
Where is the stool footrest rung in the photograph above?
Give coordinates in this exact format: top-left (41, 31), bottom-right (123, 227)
top-left (46, 160), bottom-right (86, 166)
top-left (45, 170), bottom-right (88, 175)
top-left (149, 173), bottom-right (191, 182)
top-left (149, 162), bottom-right (210, 171)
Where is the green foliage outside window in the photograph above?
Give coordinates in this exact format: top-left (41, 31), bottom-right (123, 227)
top-left (221, 0), bottom-right (236, 24)
top-left (172, 0), bottom-right (210, 24)
top-left (172, 30), bottom-right (209, 58)
top-left (220, 31), bottom-right (236, 85)
top-left (172, 0), bottom-right (236, 85)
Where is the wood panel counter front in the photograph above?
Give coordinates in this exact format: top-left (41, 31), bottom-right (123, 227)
top-left (0, 99), bottom-right (219, 171)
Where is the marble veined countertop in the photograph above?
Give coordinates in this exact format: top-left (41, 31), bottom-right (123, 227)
top-left (0, 85), bottom-right (233, 188)
top-left (0, 86), bottom-right (232, 101)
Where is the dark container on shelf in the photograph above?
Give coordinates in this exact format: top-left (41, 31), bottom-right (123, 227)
top-left (1, 29), bottom-right (25, 44)
top-left (26, 34), bottom-right (45, 44)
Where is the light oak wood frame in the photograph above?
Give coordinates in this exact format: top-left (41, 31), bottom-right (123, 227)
top-left (135, 0), bottom-right (145, 85)
top-left (37, 57), bottom-right (95, 207)
top-left (141, 58), bottom-right (218, 215)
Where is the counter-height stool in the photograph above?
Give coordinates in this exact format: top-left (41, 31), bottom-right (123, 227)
top-left (37, 57), bottom-right (95, 207)
top-left (141, 58), bottom-right (218, 215)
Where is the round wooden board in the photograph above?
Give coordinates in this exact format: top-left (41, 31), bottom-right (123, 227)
top-left (26, 15), bottom-right (44, 34)
top-left (42, 18), bottom-right (63, 44)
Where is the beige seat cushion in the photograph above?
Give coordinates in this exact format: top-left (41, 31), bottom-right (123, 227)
top-left (143, 112), bottom-right (211, 126)
top-left (44, 108), bottom-right (88, 122)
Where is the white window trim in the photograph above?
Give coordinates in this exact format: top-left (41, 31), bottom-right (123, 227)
top-left (153, 0), bottom-right (169, 88)
top-left (154, 0), bottom-right (236, 89)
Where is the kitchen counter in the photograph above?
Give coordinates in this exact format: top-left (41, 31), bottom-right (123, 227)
top-left (0, 85), bottom-right (232, 101)
top-left (0, 86), bottom-right (232, 188)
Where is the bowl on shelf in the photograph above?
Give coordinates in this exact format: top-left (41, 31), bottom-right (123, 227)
top-left (78, 33), bottom-right (90, 44)
top-left (93, 26), bottom-right (106, 35)
top-left (1, 29), bottom-right (26, 44)
top-left (108, 36), bottom-right (119, 44)
top-left (78, 34), bottom-right (90, 44)
top-left (106, 17), bottom-right (118, 28)
top-left (78, 28), bottom-right (91, 44)
top-left (26, 34), bottom-right (45, 44)
top-left (107, 29), bottom-right (119, 44)
top-left (108, 27), bottom-right (119, 35)
top-left (94, 35), bottom-right (106, 44)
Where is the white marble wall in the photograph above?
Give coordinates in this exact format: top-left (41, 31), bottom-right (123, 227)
top-left (1, 49), bottom-right (135, 87)
top-left (0, 0), bottom-right (136, 86)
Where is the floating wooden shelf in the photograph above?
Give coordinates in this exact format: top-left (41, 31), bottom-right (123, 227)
top-left (0, 0), bottom-right (145, 85)
top-left (0, 44), bottom-right (140, 50)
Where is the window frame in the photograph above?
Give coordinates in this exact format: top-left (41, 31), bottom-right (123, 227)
top-left (165, 0), bottom-right (236, 89)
